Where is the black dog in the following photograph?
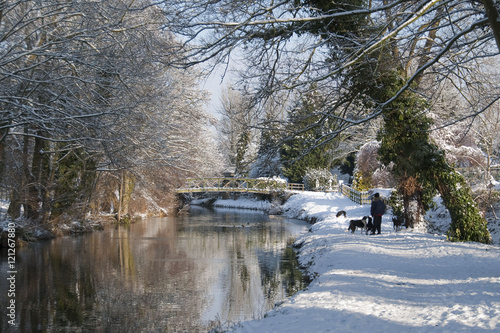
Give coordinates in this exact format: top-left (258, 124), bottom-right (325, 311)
top-left (392, 217), bottom-right (406, 231)
top-left (365, 216), bottom-right (375, 235)
top-left (348, 216), bottom-right (371, 234)
top-left (336, 210), bottom-right (347, 218)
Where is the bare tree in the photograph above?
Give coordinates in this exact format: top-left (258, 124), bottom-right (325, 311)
top-left (472, 101), bottom-right (500, 215)
top-left (0, 0), bottom-right (219, 221)
top-left (216, 83), bottom-right (257, 171)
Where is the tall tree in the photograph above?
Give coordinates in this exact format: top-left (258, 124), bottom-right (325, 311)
top-left (280, 89), bottom-right (336, 183)
top-left (216, 84), bottom-right (256, 172)
top-left (249, 93), bottom-right (289, 178)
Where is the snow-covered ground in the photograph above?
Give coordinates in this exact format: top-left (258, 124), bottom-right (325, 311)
top-left (3, 191), bottom-right (500, 332)
top-left (210, 191), bottom-right (500, 333)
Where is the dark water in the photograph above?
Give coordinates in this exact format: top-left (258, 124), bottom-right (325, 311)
top-left (0, 207), bottom-right (310, 332)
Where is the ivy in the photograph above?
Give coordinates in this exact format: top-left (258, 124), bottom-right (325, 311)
top-left (376, 71), bottom-right (491, 243)
top-left (52, 148), bottom-right (97, 219)
top-left (430, 164), bottom-right (491, 244)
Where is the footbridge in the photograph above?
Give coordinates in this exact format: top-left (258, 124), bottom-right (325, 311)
top-left (177, 178), bottom-right (371, 204)
top-left (176, 177), bottom-right (304, 194)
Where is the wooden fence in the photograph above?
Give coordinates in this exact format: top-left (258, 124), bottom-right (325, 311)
top-left (339, 183), bottom-right (371, 205)
top-left (287, 183), bottom-right (305, 191)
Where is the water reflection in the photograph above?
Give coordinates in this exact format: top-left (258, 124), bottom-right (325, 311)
top-left (0, 207), bottom-right (309, 332)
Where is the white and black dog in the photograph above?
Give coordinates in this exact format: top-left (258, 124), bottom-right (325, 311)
top-left (348, 216), bottom-right (374, 235)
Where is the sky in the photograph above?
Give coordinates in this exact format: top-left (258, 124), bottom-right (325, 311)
top-left (209, 190), bottom-right (500, 332)
top-left (201, 70), bottom-right (225, 118)
top-left (199, 52), bottom-right (241, 120)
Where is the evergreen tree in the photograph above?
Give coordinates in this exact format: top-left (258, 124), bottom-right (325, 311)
top-left (250, 124), bottom-right (283, 178)
top-left (375, 70), bottom-right (436, 227)
top-left (280, 90), bottom-right (335, 183)
top-left (235, 129), bottom-right (252, 177)
top-left (51, 148), bottom-right (97, 221)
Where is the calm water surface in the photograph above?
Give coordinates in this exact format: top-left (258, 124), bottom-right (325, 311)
top-left (0, 207), bottom-right (310, 332)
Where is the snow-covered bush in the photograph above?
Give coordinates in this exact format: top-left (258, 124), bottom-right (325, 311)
top-left (387, 190), bottom-right (405, 221)
top-left (303, 168), bottom-right (337, 191)
top-left (255, 177), bottom-right (287, 191)
top-left (354, 140), bottom-right (395, 189)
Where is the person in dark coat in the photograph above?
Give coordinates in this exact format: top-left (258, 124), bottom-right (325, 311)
top-left (370, 193), bottom-right (386, 235)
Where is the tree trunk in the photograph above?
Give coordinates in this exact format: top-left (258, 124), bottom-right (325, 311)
top-left (20, 128), bottom-right (37, 220)
top-left (117, 170), bottom-right (134, 222)
top-left (0, 129), bottom-right (6, 183)
top-left (7, 189), bottom-right (22, 219)
top-left (40, 142), bottom-right (55, 224)
top-left (482, 0), bottom-right (500, 52)
top-left (434, 166), bottom-right (491, 244)
top-left (400, 176), bottom-right (425, 228)
top-left (24, 134), bottom-right (45, 221)
top-left (117, 171), bottom-right (124, 222)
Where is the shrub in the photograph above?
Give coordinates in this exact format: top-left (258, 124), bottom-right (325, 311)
top-left (255, 177), bottom-right (287, 191)
top-left (303, 168), bottom-right (337, 191)
top-left (352, 171), bottom-right (371, 191)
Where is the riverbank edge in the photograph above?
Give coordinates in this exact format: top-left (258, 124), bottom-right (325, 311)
top-left (0, 214), bottom-right (119, 248)
top-left (0, 193), bottom-right (288, 249)
top-left (188, 191), bottom-right (295, 216)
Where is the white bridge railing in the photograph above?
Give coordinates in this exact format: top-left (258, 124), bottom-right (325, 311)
top-left (176, 178), bottom-right (288, 194)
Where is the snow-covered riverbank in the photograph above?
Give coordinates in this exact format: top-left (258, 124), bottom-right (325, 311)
top-left (211, 191), bottom-right (500, 332)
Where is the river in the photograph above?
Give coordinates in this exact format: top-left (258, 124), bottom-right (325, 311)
top-left (0, 206), bottom-right (310, 332)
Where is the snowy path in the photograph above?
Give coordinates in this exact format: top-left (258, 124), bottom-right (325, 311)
top-left (228, 192), bottom-right (500, 332)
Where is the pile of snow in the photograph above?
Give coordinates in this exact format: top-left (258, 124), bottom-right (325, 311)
top-left (228, 191), bottom-right (500, 333)
top-left (213, 198), bottom-right (272, 211)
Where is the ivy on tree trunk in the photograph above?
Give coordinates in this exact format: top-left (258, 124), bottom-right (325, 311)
top-left (429, 157), bottom-right (492, 244)
top-left (377, 71), bottom-right (491, 243)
